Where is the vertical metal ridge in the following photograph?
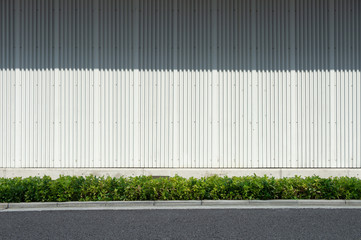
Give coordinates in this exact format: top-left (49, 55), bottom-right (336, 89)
top-left (0, 0), bottom-right (360, 169)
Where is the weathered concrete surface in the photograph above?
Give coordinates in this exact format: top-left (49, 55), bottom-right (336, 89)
top-left (2, 200), bottom-right (361, 211)
top-left (0, 203), bottom-right (8, 210)
top-left (8, 202), bottom-right (57, 209)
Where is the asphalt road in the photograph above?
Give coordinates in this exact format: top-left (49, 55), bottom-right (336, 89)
top-left (1, 209), bottom-right (361, 239)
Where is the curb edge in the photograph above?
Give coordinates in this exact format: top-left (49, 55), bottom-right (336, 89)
top-left (2, 200), bottom-right (361, 210)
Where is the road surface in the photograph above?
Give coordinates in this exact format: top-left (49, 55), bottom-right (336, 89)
top-left (1, 209), bottom-right (361, 239)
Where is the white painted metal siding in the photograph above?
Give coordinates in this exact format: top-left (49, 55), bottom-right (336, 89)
top-left (0, 0), bottom-right (360, 168)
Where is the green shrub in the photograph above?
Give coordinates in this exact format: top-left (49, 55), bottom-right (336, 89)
top-left (0, 175), bottom-right (361, 203)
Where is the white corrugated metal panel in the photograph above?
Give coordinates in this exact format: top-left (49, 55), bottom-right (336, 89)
top-left (0, 0), bottom-right (360, 168)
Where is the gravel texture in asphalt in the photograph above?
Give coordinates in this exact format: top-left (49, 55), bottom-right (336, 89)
top-left (1, 209), bottom-right (361, 239)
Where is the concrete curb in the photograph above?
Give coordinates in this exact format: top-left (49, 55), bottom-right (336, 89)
top-left (1, 200), bottom-right (361, 210)
top-left (0, 203), bottom-right (8, 210)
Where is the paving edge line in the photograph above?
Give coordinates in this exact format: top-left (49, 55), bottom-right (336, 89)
top-left (1, 200), bottom-right (361, 210)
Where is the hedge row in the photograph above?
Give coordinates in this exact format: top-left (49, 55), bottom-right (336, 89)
top-left (1, 175), bottom-right (361, 203)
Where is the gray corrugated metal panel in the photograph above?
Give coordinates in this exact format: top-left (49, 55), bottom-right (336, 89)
top-left (0, 0), bottom-right (360, 168)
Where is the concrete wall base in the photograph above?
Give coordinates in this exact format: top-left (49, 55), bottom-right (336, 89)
top-left (1, 168), bottom-right (360, 179)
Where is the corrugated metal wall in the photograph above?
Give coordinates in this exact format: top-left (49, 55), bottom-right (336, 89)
top-left (0, 0), bottom-right (360, 168)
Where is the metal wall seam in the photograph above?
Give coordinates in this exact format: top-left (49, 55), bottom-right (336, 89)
top-left (0, 0), bottom-right (360, 169)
